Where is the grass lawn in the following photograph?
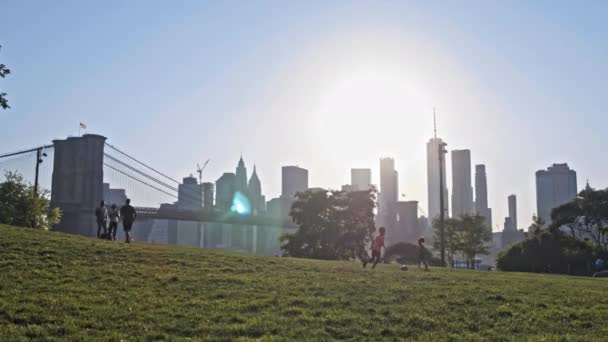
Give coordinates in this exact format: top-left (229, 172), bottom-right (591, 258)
top-left (1, 224), bottom-right (607, 341)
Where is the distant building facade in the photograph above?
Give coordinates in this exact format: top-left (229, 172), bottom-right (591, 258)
top-left (427, 138), bottom-right (449, 229)
top-left (234, 156), bottom-right (248, 195)
top-left (536, 163), bottom-right (577, 224)
top-left (202, 182), bottom-right (214, 209)
top-left (508, 194), bottom-right (517, 230)
top-left (378, 157), bottom-right (398, 244)
top-left (248, 165), bottom-right (265, 214)
top-left (177, 175), bottom-right (203, 211)
top-left (351, 168), bottom-right (372, 191)
top-left (281, 166), bottom-right (308, 199)
top-left (396, 201), bottom-right (420, 242)
top-left (103, 183), bottom-right (127, 207)
top-left (474, 164), bottom-right (492, 229)
top-left (451, 149), bottom-right (474, 217)
top-left (215, 172), bottom-right (236, 211)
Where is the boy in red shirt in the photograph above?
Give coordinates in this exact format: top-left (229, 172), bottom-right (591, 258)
top-left (363, 227), bottom-right (386, 269)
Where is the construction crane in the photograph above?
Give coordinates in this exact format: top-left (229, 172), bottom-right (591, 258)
top-left (197, 159), bottom-right (210, 184)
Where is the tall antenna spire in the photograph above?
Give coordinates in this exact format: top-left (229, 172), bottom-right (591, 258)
top-left (433, 107), bottom-right (437, 139)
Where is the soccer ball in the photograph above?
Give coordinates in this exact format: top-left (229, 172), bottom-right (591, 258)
top-left (400, 265), bottom-right (408, 271)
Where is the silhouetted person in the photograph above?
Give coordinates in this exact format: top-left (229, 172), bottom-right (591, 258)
top-left (120, 199), bottom-right (137, 243)
top-left (363, 227), bottom-right (386, 269)
top-left (108, 204), bottom-right (120, 241)
top-left (418, 236), bottom-right (430, 271)
top-left (95, 200), bottom-right (108, 239)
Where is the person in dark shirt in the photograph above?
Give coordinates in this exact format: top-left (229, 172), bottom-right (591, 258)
top-left (119, 199), bottom-right (137, 243)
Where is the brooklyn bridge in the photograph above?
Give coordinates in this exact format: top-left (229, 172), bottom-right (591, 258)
top-left (0, 134), bottom-right (293, 255)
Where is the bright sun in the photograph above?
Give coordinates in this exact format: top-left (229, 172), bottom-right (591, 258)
top-left (317, 68), bottom-right (429, 160)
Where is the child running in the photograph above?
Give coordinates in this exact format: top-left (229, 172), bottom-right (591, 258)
top-left (363, 227), bottom-right (386, 269)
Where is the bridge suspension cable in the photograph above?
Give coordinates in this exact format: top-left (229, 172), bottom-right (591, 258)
top-left (103, 162), bottom-right (178, 199)
top-left (104, 142), bottom-right (181, 184)
top-left (104, 153), bottom-right (179, 193)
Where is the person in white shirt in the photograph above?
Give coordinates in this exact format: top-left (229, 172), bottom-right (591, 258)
top-left (108, 204), bottom-right (121, 241)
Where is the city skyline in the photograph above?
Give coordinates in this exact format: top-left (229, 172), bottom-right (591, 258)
top-left (2, 2), bottom-right (607, 230)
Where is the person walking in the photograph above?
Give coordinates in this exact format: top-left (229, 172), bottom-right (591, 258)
top-left (120, 199), bottom-right (137, 243)
top-left (418, 236), bottom-right (430, 271)
top-left (94, 200), bottom-right (108, 239)
top-left (108, 204), bottom-right (121, 241)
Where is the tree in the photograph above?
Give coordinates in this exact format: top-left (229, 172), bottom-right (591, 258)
top-left (497, 228), bottom-right (594, 276)
top-left (433, 217), bottom-right (460, 267)
top-left (458, 214), bottom-right (492, 269)
top-left (0, 172), bottom-right (61, 230)
top-left (280, 188), bottom-right (377, 260)
top-left (433, 214), bottom-right (491, 268)
top-left (0, 45), bottom-right (10, 109)
top-left (550, 186), bottom-right (608, 255)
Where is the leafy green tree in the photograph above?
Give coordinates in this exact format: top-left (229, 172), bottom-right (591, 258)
top-left (497, 228), bottom-right (594, 275)
top-left (433, 214), bottom-right (491, 268)
top-left (550, 186), bottom-right (608, 254)
top-left (0, 45), bottom-right (10, 109)
top-left (433, 217), bottom-right (461, 267)
top-left (280, 188), bottom-right (376, 260)
top-left (0, 172), bottom-right (61, 229)
top-left (458, 214), bottom-right (492, 269)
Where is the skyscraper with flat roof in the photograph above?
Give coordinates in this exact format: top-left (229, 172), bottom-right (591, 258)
top-left (451, 149), bottom-right (474, 217)
top-left (281, 166), bottom-right (308, 198)
top-left (379, 158), bottom-right (398, 244)
top-left (177, 175), bottom-right (203, 211)
top-left (351, 168), bottom-right (372, 191)
top-left (475, 164), bottom-right (492, 229)
top-left (536, 163), bottom-right (577, 224)
top-left (508, 194), bottom-right (517, 230)
top-left (215, 173), bottom-right (235, 211)
top-left (427, 138), bottom-right (449, 227)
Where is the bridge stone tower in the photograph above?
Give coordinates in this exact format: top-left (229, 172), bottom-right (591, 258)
top-left (50, 134), bottom-right (107, 236)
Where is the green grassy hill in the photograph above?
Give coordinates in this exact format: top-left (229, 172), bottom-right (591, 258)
top-left (1, 224), bottom-right (607, 341)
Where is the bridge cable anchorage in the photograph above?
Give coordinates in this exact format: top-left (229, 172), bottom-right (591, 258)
top-left (104, 143), bottom-right (180, 184)
top-left (0, 144), bottom-right (54, 159)
top-left (103, 162), bottom-right (178, 199)
top-left (104, 153), bottom-right (203, 205)
top-left (104, 153), bottom-right (179, 192)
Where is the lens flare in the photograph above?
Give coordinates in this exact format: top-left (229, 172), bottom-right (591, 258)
top-left (230, 191), bottom-right (251, 215)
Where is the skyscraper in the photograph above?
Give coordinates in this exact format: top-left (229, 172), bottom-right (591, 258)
top-left (427, 138), bottom-right (449, 226)
top-left (281, 166), bottom-right (308, 198)
top-left (508, 194), bottom-right (517, 230)
top-left (536, 163), bottom-right (577, 224)
top-left (202, 182), bottom-right (214, 209)
top-left (177, 175), bottom-right (203, 211)
top-left (215, 172), bottom-right (235, 211)
top-left (351, 168), bottom-right (372, 191)
top-left (475, 164), bottom-right (492, 228)
top-left (503, 194), bottom-right (523, 247)
top-left (234, 156), bottom-right (248, 194)
top-left (451, 149), bottom-right (474, 217)
top-left (248, 165), bottom-right (265, 214)
top-left (396, 200), bottom-right (420, 242)
top-left (379, 158), bottom-right (398, 244)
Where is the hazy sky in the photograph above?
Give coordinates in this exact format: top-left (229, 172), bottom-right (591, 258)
top-left (1, 1), bottom-right (607, 230)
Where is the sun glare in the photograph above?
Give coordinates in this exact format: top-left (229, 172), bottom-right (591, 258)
top-left (317, 68), bottom-right (429, 159)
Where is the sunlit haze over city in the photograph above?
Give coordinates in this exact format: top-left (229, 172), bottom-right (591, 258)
top-left (2, 1), bottom-right (607, 230)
